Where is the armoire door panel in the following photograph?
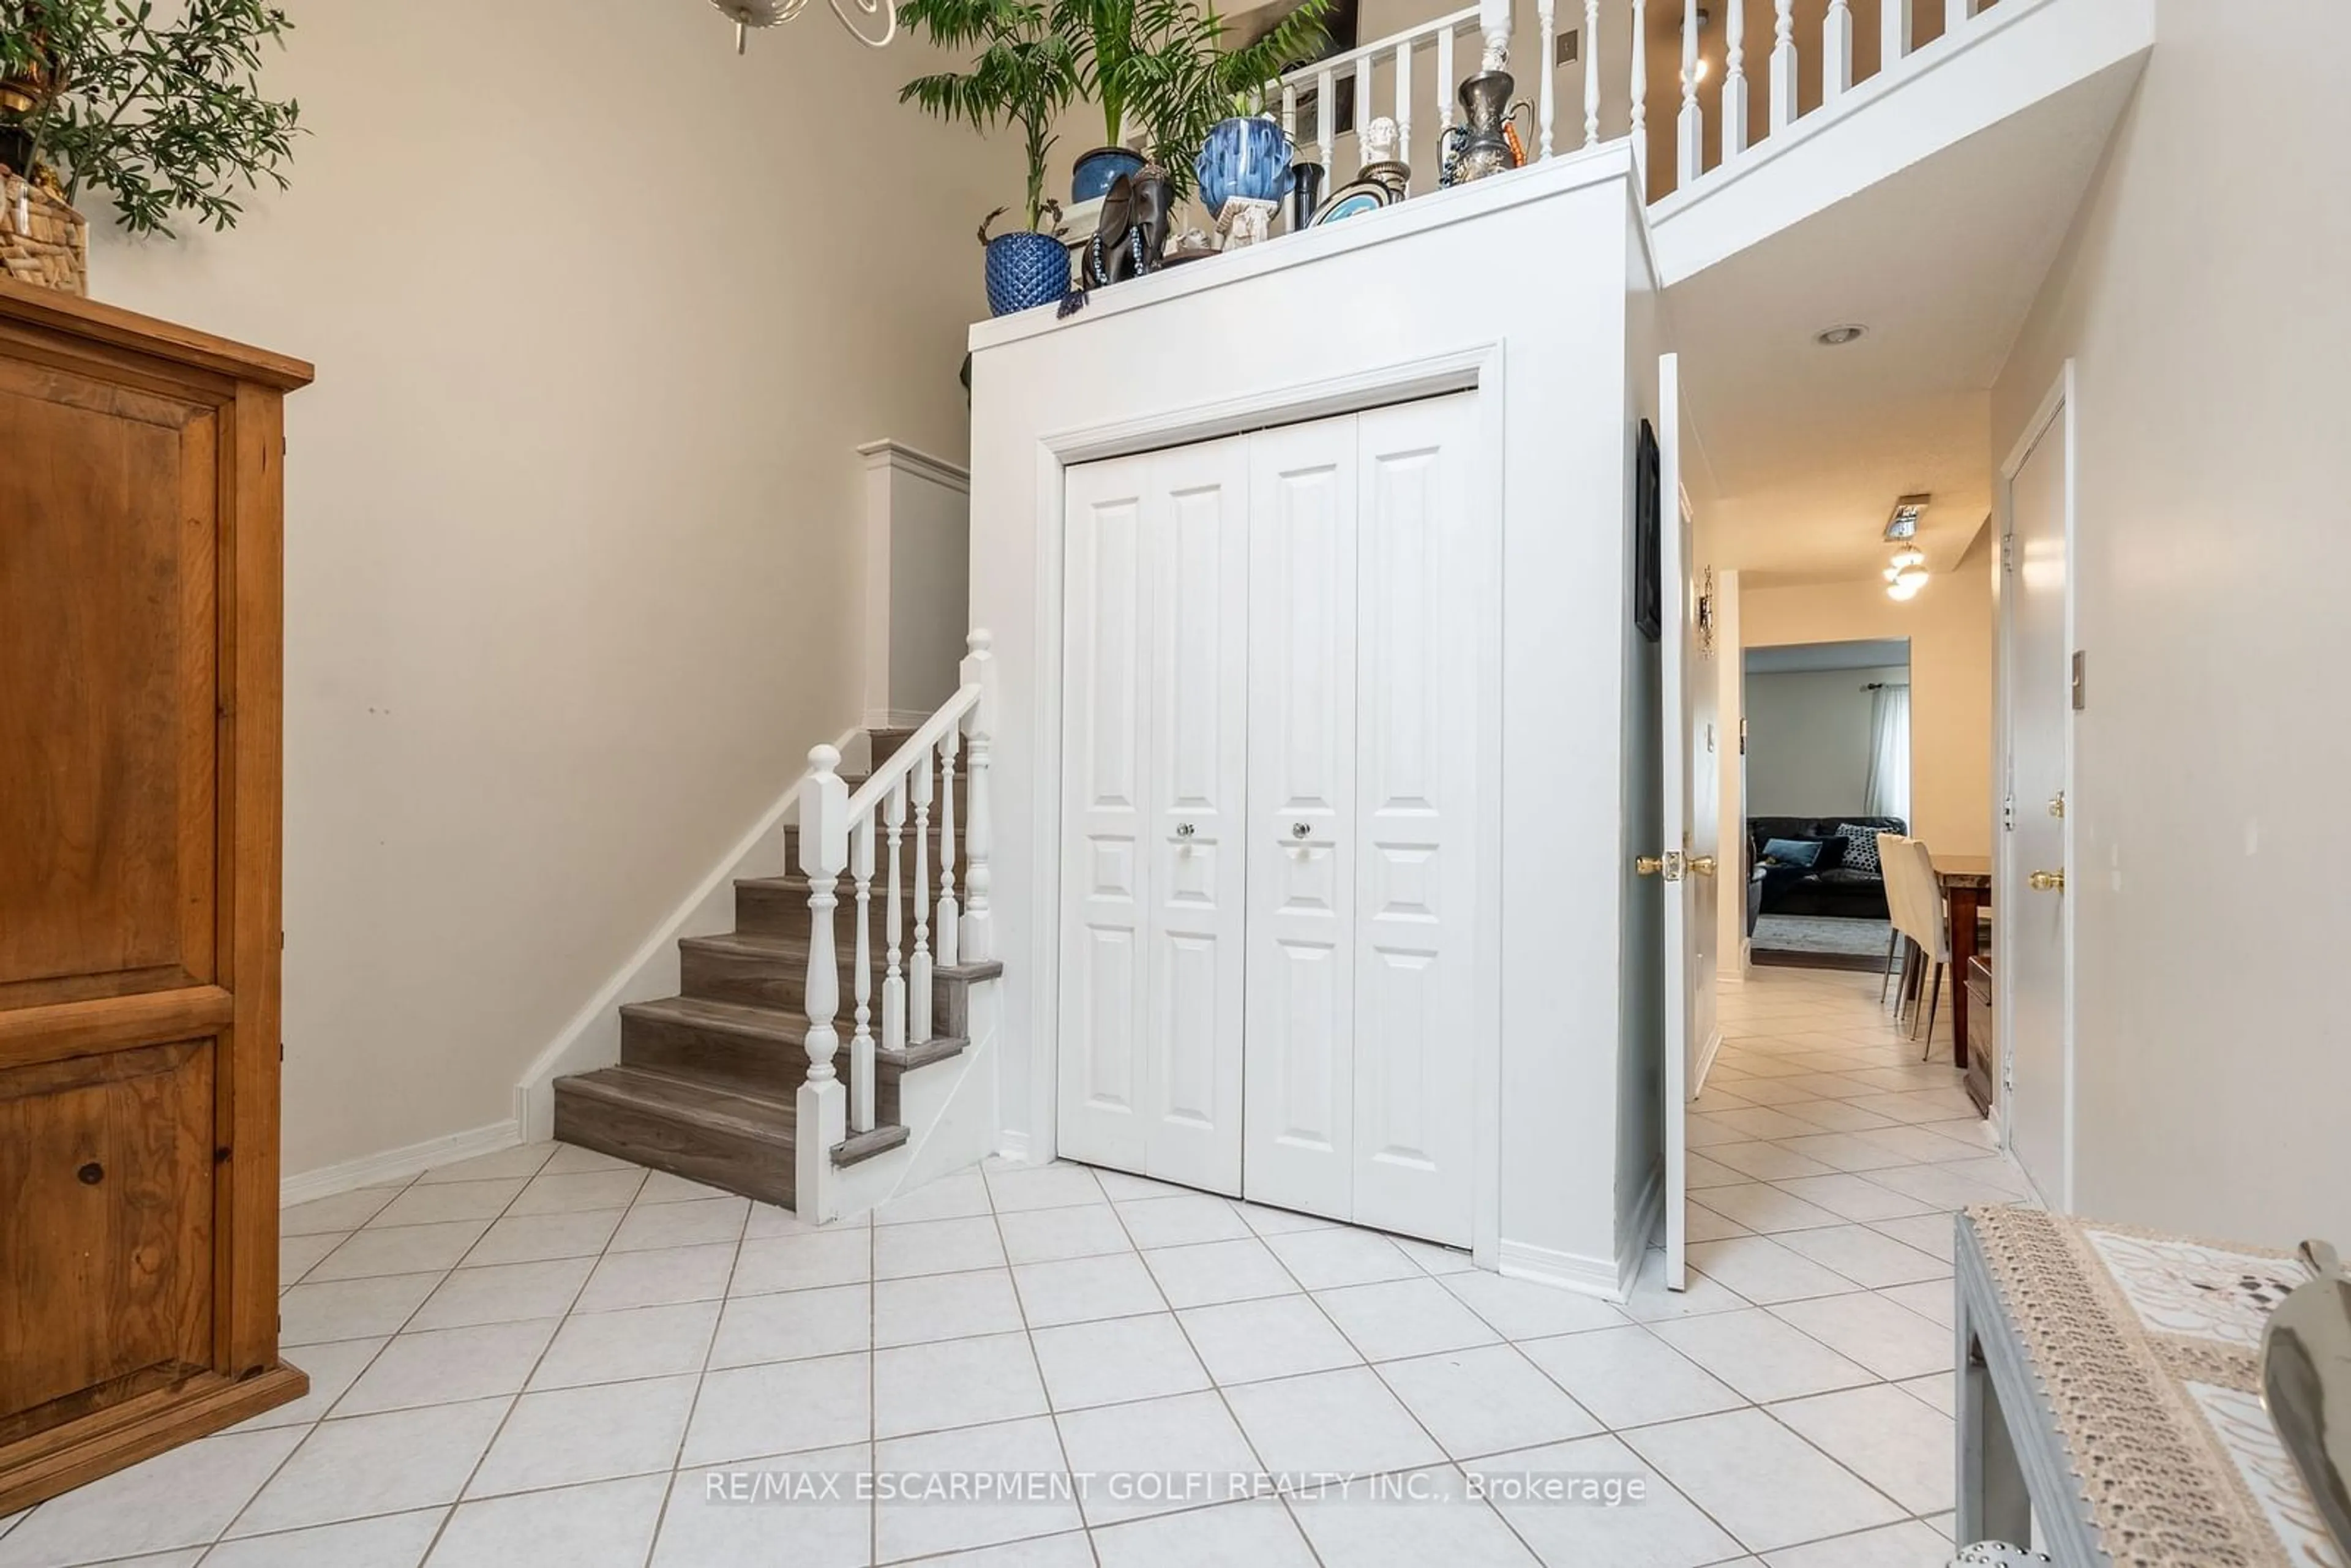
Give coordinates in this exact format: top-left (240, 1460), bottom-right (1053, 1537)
top-left (1352, 394), bottom-right (1483, 1246)
top-left (1057, 471), bottom-right (1156, 1172)
top-left (1242, 419), bottom-right (1359, 1222)
top-left (0, 1037), bottom-right (216, 1436)
top-left (0, 363), bottom-right (219, 1009)
top-left (1142, 440), bottom-right (1250, 1195)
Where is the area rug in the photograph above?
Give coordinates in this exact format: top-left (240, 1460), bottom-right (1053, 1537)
top-left (1752, 913), bottom-right (1894, 967)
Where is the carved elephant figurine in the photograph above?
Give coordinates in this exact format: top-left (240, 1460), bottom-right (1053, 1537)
top-left (1084, 165), bottom-right (1172, 288)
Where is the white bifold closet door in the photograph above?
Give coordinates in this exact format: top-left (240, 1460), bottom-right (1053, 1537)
top-left (1057, 435), bottom-right (1251, 1195)
top-left (1243, 396), bottom-right (1482, 1245)
top-left (1058, 393), bottom-right (1484, 1245)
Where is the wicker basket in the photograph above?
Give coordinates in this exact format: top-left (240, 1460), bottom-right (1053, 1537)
top-left (1, 168), bottom-right (88, 296)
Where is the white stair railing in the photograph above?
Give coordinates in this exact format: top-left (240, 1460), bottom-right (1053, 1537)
top-left (1256, 0), bottom-right (2000, 214)
top-left (795, 629), bottom-right (994, 1210)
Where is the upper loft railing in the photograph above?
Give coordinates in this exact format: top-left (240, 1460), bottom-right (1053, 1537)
top-left (1264, 0), bottom-right (2004, 208)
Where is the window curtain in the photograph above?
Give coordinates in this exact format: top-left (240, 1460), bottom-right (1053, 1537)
top-left (1864, 683), bottom-right (1911, 821)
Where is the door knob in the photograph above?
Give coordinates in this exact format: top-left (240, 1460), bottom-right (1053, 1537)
top-left (1687, 855), bottom-right (1717, 877)
top-left (1291, 822), bottom-right (1311, 839)
top-left (1635, 856), bottom-right (1664, 876)
top-left (1175, 823), bottom-right (1196, 839)
top-left (2027, 869), bottom-right (2066, 893)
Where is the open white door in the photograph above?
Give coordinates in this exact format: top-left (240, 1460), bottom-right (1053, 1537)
top-left (1654, 353), bottom-right (1700, 1292)
top-left (2002, 369), bottom-right (2074, 1209)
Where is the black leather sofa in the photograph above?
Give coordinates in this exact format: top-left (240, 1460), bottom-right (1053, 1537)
top-left (1745, 815), bottom-right (1907, 924)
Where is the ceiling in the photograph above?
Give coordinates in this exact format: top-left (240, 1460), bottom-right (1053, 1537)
top-left (1745, 638), bottom-right (1911, 674)
top-left (1667, 62), bottom-right (2143, 587)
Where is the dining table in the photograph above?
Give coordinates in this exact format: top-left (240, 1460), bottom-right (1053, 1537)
top-left (1932, 852), bottom-right (1993, 1072)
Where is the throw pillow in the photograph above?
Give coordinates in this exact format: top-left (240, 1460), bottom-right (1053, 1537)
top-left (1836, 825), bottom-right (1884, 876)
top-left (1760, 838), bottom-right (1823, 868)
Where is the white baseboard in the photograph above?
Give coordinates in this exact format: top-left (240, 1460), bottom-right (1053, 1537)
top-left (282, 1118), bottom-right (520, 1207)
top-left (1496, 1237), bottom-right (1625, 1300)
top-left (1619, 1158), bottom-right (1665, 1298)
top-left (1692, 1025), bottom-right (1724, 1097)
top-left (511, 725), bottom-right (867, 1141)
top-left (995, 1130), bottom-right (1032, 1163)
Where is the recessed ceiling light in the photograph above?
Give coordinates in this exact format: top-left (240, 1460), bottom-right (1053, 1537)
top-left (1815, 324), bottom-right (1867, 347)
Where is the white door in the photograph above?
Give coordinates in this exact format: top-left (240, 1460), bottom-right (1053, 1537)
top-left (2004, 384), bottom-right (2072, 1207)
top-left (1058, 438), bottom-right (1251, 1193)
top-left (1655, 354), bottom-right (1696, 1291)
top-left (1242, 416), bottom-right (1360, 1221)
top-left (1348, 395), bottom-right (1483, 1246)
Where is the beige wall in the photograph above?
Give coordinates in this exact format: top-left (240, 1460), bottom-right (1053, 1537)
top-left (1741, 563), bottom-right (1993, 857)
top-left (86, 0), bottom-right (1014, 1178)
top-left (1992, 2), bottom-right (2350, 1242)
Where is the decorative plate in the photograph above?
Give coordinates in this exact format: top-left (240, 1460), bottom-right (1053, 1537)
top-left (1311, 179), bottom-right (1391, 227)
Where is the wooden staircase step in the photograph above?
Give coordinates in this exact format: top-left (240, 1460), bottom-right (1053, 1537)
top-left (553, 1066), bottom-right (797, 1207)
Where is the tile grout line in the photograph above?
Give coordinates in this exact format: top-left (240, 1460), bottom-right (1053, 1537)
top-left (196, 1143), bottom-right (571, 1562)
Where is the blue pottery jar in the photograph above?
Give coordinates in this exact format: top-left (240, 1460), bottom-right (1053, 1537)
top-left (1072, 146), bottom-right (1146, 203)
top-left (983, 230), bottom-right (1070, 316)
top-left (1196, 116), bottom-right (1294, 219)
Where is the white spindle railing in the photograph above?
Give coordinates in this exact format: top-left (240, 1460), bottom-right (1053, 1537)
top-left (1272, 6), bottom-right (1482, 198)
top-left (795, 629), bottom-right (995, 1208)
top-left (1234, 2), bottom-right (2000, 255)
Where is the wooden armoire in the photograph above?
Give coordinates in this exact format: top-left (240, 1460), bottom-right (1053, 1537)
top-left (0, 278), bottom-right (312, 1512)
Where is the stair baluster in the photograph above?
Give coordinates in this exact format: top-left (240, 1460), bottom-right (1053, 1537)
top-left (1770, 0), bottom-right (1796, 133)
top-left (1436, 26), bottom-right (1455, 148)
top-left (1824, 0), bottom-right (1852, 99)
top-left (1535, 0), bottom-right (1554, 159)
top-left (1721, 0), bottom-right (1747, 159)
top-left (796, 745), bottom-right (849, 1213)
top-left (1629, 0), bottom-right (1647, 151)
top-left (1883, 0), bottom-right (1911, 77)
top-left (1583, 0), bottom-right (1600, 148)
top-left (1678, 0), bottom-right (1703, 184)
top-left (1316, 66), bottom-right (1335, 175)
top-left (1394, 39), bottom-right (1414, 190)
top-left (961, 630), bottom-right (994, 965)
top-left (937, 728), bottom-right (960, 969)
top-left (883, 777), bottom-right (907, 1055)
top-left (910, 747), bottom-right (934, 1043)
top-left (849, 815), bottom-right (876, 1133)
top-left (1944, 0), bottom-right (1971, 35)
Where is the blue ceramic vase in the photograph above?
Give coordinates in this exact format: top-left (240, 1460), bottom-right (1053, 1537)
top-left (1072, 146), bottom-right (1146, 203)
top-left (1195, 116), bottom-right (1294, 219)
top-left (983, 230), bottom-right (1070, 316)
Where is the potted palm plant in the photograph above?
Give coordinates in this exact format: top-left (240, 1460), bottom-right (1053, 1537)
top-left (1056, 0), bottom-right (1330, 208)
top-left (899, 0), bottom-right (1079, 316)
top-left (1053, 0), bottom-right (1146, 202)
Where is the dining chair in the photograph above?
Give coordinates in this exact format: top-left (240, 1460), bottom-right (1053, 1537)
top-left (1875, 831), bottom-right (1912, 1007)
top-left (1892, 836), bottom-right (1952, 1056)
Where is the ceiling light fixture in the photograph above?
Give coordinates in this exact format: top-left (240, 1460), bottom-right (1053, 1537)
top-left (711, 0), bottom-right (896, 53)
top-left (1883, 493), bottom-right (1930, 541)
top-left (1888, 572), bottom-right (1927, 602)
top-left (1889, 547), bottom-right (1925, 570)
top-left (1815, 324), bottom-right (1867, 347)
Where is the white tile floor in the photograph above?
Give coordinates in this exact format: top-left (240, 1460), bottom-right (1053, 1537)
top-left (0, 967), bottom-right (2023, 1567)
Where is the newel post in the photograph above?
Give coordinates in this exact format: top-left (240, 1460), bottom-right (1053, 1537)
top-left (961, 629), bottom-right (996, 966)
top-left (797, 743), bottom-right (849, 1217)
